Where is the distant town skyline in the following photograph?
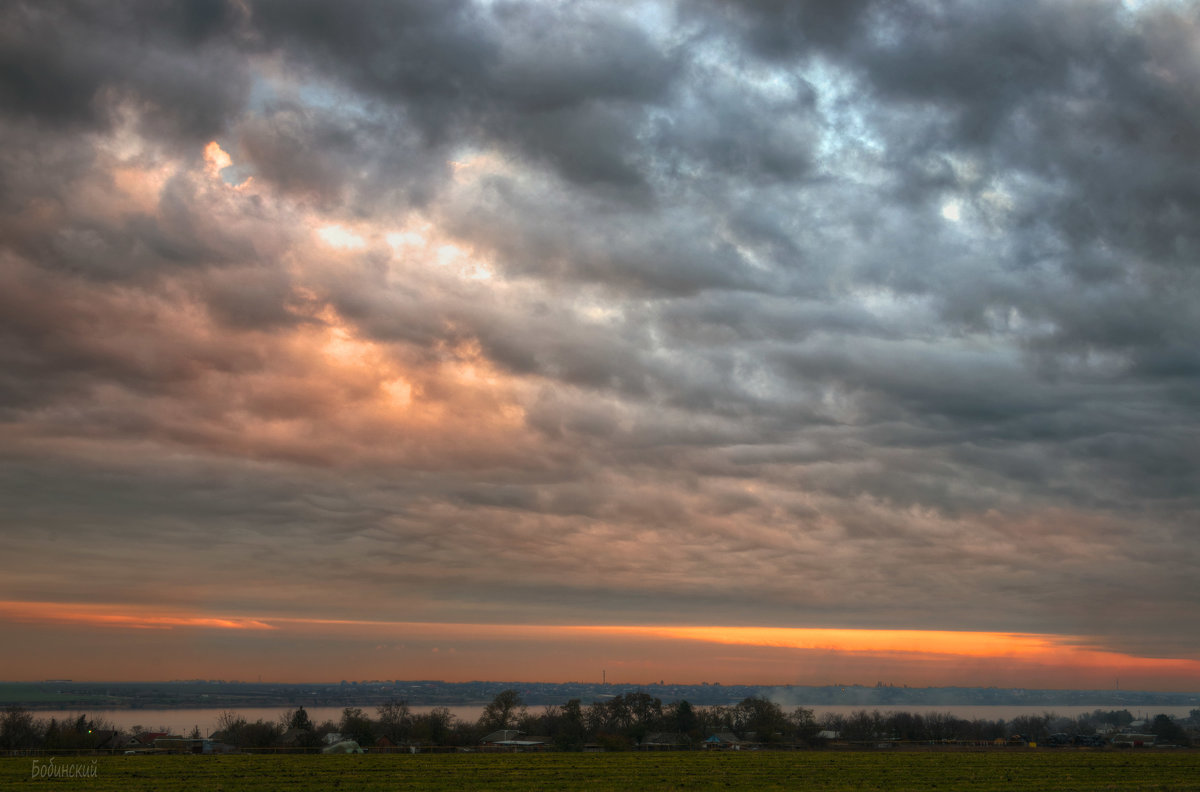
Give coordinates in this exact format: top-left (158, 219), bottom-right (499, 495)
top-left (1, 1), bottom-right (1198, 690)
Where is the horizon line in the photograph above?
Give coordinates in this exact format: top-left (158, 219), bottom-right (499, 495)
top-left (5, 679), bottom-right (1196, 695)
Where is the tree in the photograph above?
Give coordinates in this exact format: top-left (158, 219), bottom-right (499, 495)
top-left (584, 700), bottom-right (609, 735)
top-left (668, 700), bottom-right (698, 736)
top-left (625, 692), bottom-right (664, 736)
top-left (788, 707), bottom-right (819, 741)
top-left (409, 706), bottom-right (454, 745)
top-left (376, 699), bottom-right (411, 743)
top-left (550, 699), bottom-right (586, 751)
top-left (1090, 709), bottom-right (1134, 729)
top-left (340, 707), bottom-right (375, 746)
top-left (923, 711), bottom-right (962, 742)
top-left (287, 706), bottom-right (314, 732)
top-left (1151, 714), bottom-right (1188, 746)
top-left (695, 704), bottom-right (731, 737)
top-left (43, 718), bottom-right (61, 749)
top-left (0, 707), bottom-right (38, 749)
top-left (216, 710), bottom-right (245, 736)
top-left (239, 719), bottom-right (281, 748)
top-left (732, 697), bottom-right (788, 743)
top-left (588, 692), bottom-right (663, 741)
top-left (516, 706), bottom-right (546, 735)
top-left (974, 718), bottom-right (1007, 742)
top-left (425, 707), bottom-right (454, 745)
top-left (1009, 714), bottom-right (1050, 743)
top-left (480, 689), bottom-right (525, 731)
top-left (214, 711), bottom-right (247, 745)
top-left (841, 709), bottom-right (881, 742)
top-left (818, 711), bottom-right (845, 740)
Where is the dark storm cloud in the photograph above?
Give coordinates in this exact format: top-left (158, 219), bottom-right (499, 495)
top-left (249, 0), bottom-right (491, 104)
top-left (1, 0), bottom-right (1199, 672)
top-left (689, 0), bottom-right (878, 59)
top-left (247, 0), bottom-right (681, 198)
top-left (0, 0), bottom-right (250, 140)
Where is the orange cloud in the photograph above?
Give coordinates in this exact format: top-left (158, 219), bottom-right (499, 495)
top-left (203, 141), bottom-right (232, 176)
top-left (591, 625), bottom-right (1067, 658)
top-left (576, 625), bottom-right (1200, 679)
top-left (5, 604), bottom-right (1198, 686)
top-left (0, 601), bottom-right (275, 631)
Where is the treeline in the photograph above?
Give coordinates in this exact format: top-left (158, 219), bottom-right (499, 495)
top-left (3, 695), bottom-right (1196, 751)
top-left (207, 692), bottom-right (812, 751)
top-left (817, 708), bottom-right (1194, 745)
top-left (0, 710), bottom-right (118, 750)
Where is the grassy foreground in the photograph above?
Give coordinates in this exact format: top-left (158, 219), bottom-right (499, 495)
top-left (4, 750), bottom-right (1200, 791)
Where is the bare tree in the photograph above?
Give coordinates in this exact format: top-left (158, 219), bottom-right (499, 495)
top-left (0, 707), bottom-right (38, 749)
top-left (216, 710), bottom-right (245, 735)
top-left (376, 699), bottom-right (411, 743)
top-left (480, 689), bottom-right (525, 731)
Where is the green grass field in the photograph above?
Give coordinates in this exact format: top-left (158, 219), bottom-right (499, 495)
top-left (4, 750), bottom-right (1200, 791)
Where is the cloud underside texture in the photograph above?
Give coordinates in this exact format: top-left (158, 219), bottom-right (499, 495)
top-left (1, 0), bottom-right (1198, 671)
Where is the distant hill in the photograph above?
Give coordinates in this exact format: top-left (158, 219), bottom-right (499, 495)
top-left (1, 680), bottom-right (1196, 710)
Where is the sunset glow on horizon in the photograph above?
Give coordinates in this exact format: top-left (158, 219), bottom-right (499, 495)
top-left (2, 1), bottom-right (1197, 693)
top-left (5, 601), bottom-right (1200, 689)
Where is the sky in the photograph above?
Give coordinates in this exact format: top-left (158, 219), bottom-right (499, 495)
top-left (1, 0), bottom-right (1199, 690)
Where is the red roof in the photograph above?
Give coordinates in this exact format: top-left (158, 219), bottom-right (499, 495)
top-left (135, 732), bottom-right (170, 745)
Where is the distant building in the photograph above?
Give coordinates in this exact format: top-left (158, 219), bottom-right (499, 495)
top-left (480, 729), bottom-right (523, 745)
top-left (90, 730), bottom-right (122, 751)
top-left (152, 737), bottom-right (212, 754)
top-left (702, 732), bottom-right (747, 750)
top-left (480, 730), bottom-right (550, 751)
top-left (640, 732), bottom-right (691, 750)
top-left (279, 728), bottom-right (312, 747)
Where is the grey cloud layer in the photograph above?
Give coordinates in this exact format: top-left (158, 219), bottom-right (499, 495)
top-left (2, 0), bottom-right (1198, 660)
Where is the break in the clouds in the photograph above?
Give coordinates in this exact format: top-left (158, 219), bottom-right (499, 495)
top-left (1, 0), bottom-right (1198, 686)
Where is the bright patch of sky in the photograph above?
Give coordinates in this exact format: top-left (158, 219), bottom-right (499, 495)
top-left (386, 222), bottom-right (494, 281)
top-left (809, 59), bottom-right (887, 181)
top-left (318, 224), bottom-right (366, 250)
